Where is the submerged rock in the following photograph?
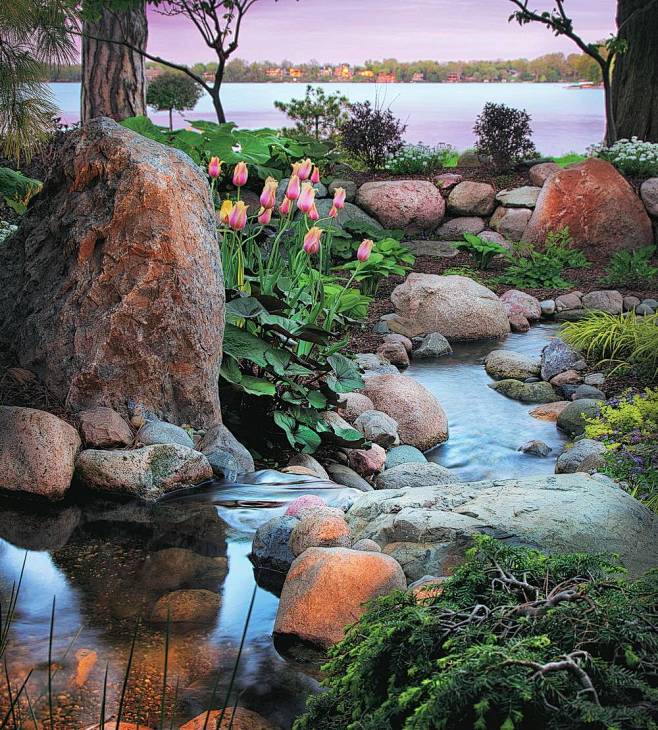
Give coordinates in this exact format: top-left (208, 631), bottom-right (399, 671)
top-left (149, 589), bottom-right (220, 623)
top-left (274, 547), bottom-right (406, 648)
top-left (0, 406), bottom-right (81, 500)
top-left (74, 444), bottom-right (212, 500)
top-left (519, 440), bottom-right (551, 457)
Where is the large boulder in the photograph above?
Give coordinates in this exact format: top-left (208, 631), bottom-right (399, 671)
top-left (447, 181), bottom-right (496, 216)
top-left (0, 406), bottom-right (81, 500)
top-left (273, 547), bottom-right (406, 648)
top-left (522, 158), bottom-right (653, 257)
top-left (557, 399), bottom-right (601, 436)
top-left (356, 180), bottom-right (446, 232)
top-left (346, 474), bottom-right (658, 577)
top-left (540, 339), bottom-right (586, 381)
top-left (387, 273), bottom-right (510, 340)
top-left (362, 374), bottom-right (448, 451)
top-left (74, 444), bottom-right (213, 500)
top-left (0, 118), bottom-right (224, 427)
top-left (640, 178), bottom-right (658, 217)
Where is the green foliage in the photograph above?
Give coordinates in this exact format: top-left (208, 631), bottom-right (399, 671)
top-left (384, 143), bottom-right (456, 174)
top-left (551, 152), bottom-right (587, 167)
top-left (339, 100), bottom-right (406, 170)
top-left (473, 102), bottom-right (537, 172)
top-left (274, 85), bottom-right (350, 141)
top-left (456, 232), bottom-right (508, 270)
top-left (584, 389), bottom-right (658, 511)
top-left (146, 72), bottom-right (203, 130)
top-left (561, 311), bottom-right (658, 382)
top-left (120, 116), bottom-right (334, 181)
top-left (442, 265), bottom-right (485, 283)
top-left (295, 535), bottom-right (658, 730)
top-left (0, 165), bottom-right (42, 213)
top-left (0, 0), bottom-right (76, 162)
top-left (338, 238), bottom-right (415, 295)
top-left (602, 246), bottom-right (658, 288)
top-left (495, 227), bottom-right (588, 288)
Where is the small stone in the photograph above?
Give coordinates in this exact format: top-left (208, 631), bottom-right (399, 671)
top-left (338, 392), bottom-right (376, 423)
top-left (197, 424), bottom-right (254, 474)
top-left (412, 332), bottom-right (452, 359)
top-left (434, 172), bottom-right (463, 189)
top-left (377, 340), bottom-right (410, 369)
top-left (251, 515), bottom-right (299, 572)
top-left (556, 439), bottom-right (607, 474)
top-left (287, 454), bottom-right (330, 481)
top-left (557, 399), bottom-right (602, 436)
top-left (540, 299), bottom-right (556, 316)
top-left (489, 379), bottom-right (560, 404)
top-left (356, 353), bottom-right (398, 377)
top-left (385, 445), bottom-right (427, 469)
top-left (149, 589), bottom-right (220, 623)
top-left (639, 177), bottom-right (658, 217)
top-left (528, 401), bottom-right (570, 422)
top-left (519, 440), bottom-right (551, 457)
top-left (354, 410), bottom-right (400, 449)
top-left (495, 186), bottom-right (541, 208)
top-left (137, 419), bottom-right (194, 449)
top-left (373, 320), bottom-right (390, 334)
top-left (572, 384), bottom-right (605, 401)
top-left (508, 313), bottom-right (530, 332)
top-left (636, 303), bottom-right (654, 315)
top-left (325, 463), bottom-right (373, 492)
top-left (375, 462), bottom-right (458, 489)
top-left (529, 162), bottom-right (560, 186)
top-left (643, 298), bottom-right (658, 309)
top-left (478, 230), bottom-right (510, 247)
top-left (74, 649), bottom-right (97, 688)
top-left (408, 575), bottom-right (447, 602)
top-left (489, 206), bottom-right (532, 241)
top-left (540, 339), bottom-right (584, 381)
top-left (289, 513), bottom-right (351, 556)
top-left (352, 538), bottom-right (382, 552)
top-left (500, 290), bottom-right (542, 321)
top-left (347, 444), bottom-right (387, 476)
top-left (383, 333), bottom-right (413, 354)
top-left (436, 216), bottom-right (485, 241)
top-left (549, 369), bottom-right (583, 388)
top-left (623, 296), bottom-right (641, 312)
top-left (584, 373), bottom-right (606, 386)
top-left (78, 407), bottom-right (133, 448)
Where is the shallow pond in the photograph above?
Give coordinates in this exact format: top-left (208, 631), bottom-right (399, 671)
top-left (0, 324), bottom-right (565, 728)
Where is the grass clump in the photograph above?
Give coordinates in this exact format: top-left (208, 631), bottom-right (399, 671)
top-left (294, 535), bottom-right (658, 730)
top-left (561, 311), bottom-right (658, 382)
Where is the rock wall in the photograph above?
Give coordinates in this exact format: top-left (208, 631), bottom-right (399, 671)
top-left (0, 118), bottom-right (224, 428)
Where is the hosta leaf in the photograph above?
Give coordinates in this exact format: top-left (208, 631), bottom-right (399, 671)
top-left (240, 375), bottom-right (276, 397)
top-left (223, 323), bottom-right (270, 367)
top-left (226, 296), bottom-right (267, 320)
top-left (326, 353), bottom-right (365, 393)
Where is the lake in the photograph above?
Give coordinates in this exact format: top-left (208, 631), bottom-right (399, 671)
top-left (50, 81), bottom-right (604, 156)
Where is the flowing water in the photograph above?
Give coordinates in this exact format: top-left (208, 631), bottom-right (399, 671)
top-left (49, 82), bottom-right (604, 155)
top-left (0, 324), bottom-right (565, 728)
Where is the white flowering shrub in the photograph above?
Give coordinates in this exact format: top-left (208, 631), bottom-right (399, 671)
top-left (591, 137), bottom-right (658, 178)
top-left (0, 221), bottom-right (17, 246)
top-left (385, 143), bottom-right (456, 174)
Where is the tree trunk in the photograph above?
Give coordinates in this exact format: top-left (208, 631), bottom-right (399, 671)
top-left (210, 88), bottom-right (227, 124)
top-left (612, 0), bottom-right (658, 142)
top-left (81, 3), bottom-right (148, 123)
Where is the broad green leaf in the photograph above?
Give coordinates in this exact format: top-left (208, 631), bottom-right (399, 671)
top-left (226, 296), bottom-right (267, 320)
top-left (326, 353), bottom-right (365, 393)
top-left (223, 323), bottom-right (270, 367)
top-left (219, 355), bottom-right (242, 384)
top-left (240, 375), bottom-right (276, 397)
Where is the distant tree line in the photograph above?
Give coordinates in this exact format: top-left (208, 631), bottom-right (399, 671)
top-left (45, 51), bottom-right (604, 85)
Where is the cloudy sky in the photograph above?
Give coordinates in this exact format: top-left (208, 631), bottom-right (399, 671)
top-left (147, 0), bottom-right (617, 65)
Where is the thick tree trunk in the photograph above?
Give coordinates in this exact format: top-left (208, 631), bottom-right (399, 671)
top-left (81, 3), bottom-right (148, 123)
top-left (612, 0), bottom-right (658, 142)
top-left (210, 88), bottom-right (227, 124)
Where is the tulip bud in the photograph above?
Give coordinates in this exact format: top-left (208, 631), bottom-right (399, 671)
top-left (303, 226), bottom-right (323, 255)
top-left (279, 197), bottom-right (291, 215)
top-left (257, 206), bottom-right (273, 225)
top-left (232, 161), bottom-right (248, 187)
top-left (328, 205), bottom-right (338, 218)
top-left (310, 166), bottom-right (321, 184)
top-left (291, 161), bottom-right (301, 177)
top-left (286, 175), bottom-right (301, 201)
top-left (219, 199), bottom-right (233, 224)
top-left (357, 238), bottom-right (374, 262)
top-left (297, 182), bottom-right (316, 214)
top-left (259, 176), bottom-right (277, 209)
top-left (308, 202), bottom-right (320, 222)
top-left (228, 200), bottom-right (248, 230)
top-left (332, 187), bottom-right (347, 209)
top-left (297, 158), bottom-right (313, 181)
top-left (208, 156), bottom-right (222, 179)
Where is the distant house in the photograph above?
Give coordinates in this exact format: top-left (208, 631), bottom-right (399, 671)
top-left (334, 65), bottom-right (353, 80)
top-left (289, 67), bottom-right (302, 79)
top-left (145, 67), bottom-right (163, 81)
top-left (357, 69), bottom-right (375, 79)
top-left (320, 67), bottom-right (333, 78)
top-left (446, 72), bottom-right (461, 83)
top-left (411, 72), bottom-right (425, 82)
top-left (265, 67), bottom-right (283, 79)
top-left (377, 72), bottom-right (396, 83)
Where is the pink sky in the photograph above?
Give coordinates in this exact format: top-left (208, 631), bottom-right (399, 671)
top-left (147, 0), bottom-right (617, 65)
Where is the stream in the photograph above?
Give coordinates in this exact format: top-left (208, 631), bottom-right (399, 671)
top-left (0, 324), bottom-right (565, 728)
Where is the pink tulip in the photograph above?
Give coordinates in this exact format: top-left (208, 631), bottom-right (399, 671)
top-left (357, 238), bottom-right (374, 262)
top-left (279, 197), bottom-right (291, 215)
top-left (257, 206), bottom-right (273, 225)
top-left (291, 161), bottom-right (301, 177)
top-left (332, 187), bottom-right (347, 209)
top-left (232, 161), bottom-right (248, 187)
top-left (308, 202), bottom-right (320, 222)
top-left (297, 158), bottom-right (313, 181)
top-left (310, 166), bottom-right (321, 184)
top-left (259, 176), bottom-right (277, 209)
top-left (228, 201), bottom-right (248, 230)
top-left (328, 205), bottom-right (338, 218)
top-left (303, 226), bottom-right (323, 255)
top-left (286, 174), bottom-right (301, 201)
top-left (297, 182), bottom-right (316, 214)
top-left (208, 156), bottom-right (222, 179)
